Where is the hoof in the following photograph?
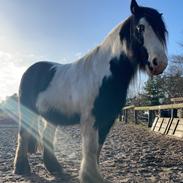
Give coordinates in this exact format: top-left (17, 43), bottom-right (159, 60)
top-left (43, 153), bottom-right (63, 175)
top-left (14, 158), bottom-right (31, 175)
top-left (46, 163), bottom-right (63, 175)
top-left (104, 180), bottom-right (112, 183)
top-left (80, 172), bottom-right (106, 183)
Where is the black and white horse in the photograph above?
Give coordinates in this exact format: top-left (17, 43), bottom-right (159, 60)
top-left (14, 0), bottom-right (168, 182)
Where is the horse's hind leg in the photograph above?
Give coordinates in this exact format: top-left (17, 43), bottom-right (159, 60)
top-left (43, 122), bottom-right (62, 174)
top-left (14, 130), bottom-right (31, 174)
top-left (14, 106), bottom-right (33, 175)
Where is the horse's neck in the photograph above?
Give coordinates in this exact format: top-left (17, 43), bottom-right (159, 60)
top-left (78, 22), bottom-right (127, 72)
top-left (73, 22), bottom-right (135, 89)
top-left (101, 23), bottom-right (126, 59)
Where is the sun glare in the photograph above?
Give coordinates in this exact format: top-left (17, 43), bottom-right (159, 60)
top-left (1, 97), bottom-right (57, 154)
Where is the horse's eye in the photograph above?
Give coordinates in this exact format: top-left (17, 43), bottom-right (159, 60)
top-left (137, 24), bottom-right (145, 33)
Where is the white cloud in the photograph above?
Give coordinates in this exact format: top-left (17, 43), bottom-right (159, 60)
top-left (0, 51), bottom-right (42, 101)
top-left (0, 49), bottom-right (85, 101)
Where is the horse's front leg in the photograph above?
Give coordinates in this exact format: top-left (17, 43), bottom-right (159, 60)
top-left (79, 116), bottom-right (111, 183)
top-left (97, 121), bottom-right (115, 164)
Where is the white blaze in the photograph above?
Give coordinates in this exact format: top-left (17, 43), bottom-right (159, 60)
top-left (139, 18), bottom-right (168, 75)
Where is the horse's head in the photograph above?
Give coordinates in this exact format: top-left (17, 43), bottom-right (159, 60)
top-left (120, 0), bottom-right (168, 76)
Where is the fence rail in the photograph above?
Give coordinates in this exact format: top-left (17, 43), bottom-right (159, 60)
top-left (171, 97), bottom-right (183, 103)
top-left (122, 102), bottom-right (183, 127)
top-left (134, 103), bottom-right (183, 111)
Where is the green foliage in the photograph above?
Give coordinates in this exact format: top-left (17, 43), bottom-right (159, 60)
top-left (144, 76), bottom-right (165, 105)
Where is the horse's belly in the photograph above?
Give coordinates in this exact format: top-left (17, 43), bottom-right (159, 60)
top-left (36, 87), bottom-right (95, 124)
top-left (41, 107), bottom-right (81, 125)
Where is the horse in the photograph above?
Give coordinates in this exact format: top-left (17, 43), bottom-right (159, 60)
top-left (14, 0), bottom-right (168, 182)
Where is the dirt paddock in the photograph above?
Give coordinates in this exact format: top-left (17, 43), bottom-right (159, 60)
top-left (1, 121), bottom-right (183, 183)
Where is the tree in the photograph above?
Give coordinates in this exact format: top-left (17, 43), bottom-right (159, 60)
top-left (163, 54), bottom-right (183, 98)
top-left (167, 55), bottom-right (183, 77)
top-left (143, 76), bottom-right (166, 105)
top-left (127, 75), bottom-right (167, 106)
top-left (0, 93), bottom-right (18, 119)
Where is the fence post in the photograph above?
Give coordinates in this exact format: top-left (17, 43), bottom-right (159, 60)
top-left (171, 109), bottom-right (177, 118)
top-left (124, 109), bottom-right (128, 123)
top-left (134, 110), bottom-right (138, 124)
top-left (148, 110), bottom-right (155, 128)
top-left (119, 110), bottom-right (123, 122)
top-left (159, 109), bottom-right (163, 118)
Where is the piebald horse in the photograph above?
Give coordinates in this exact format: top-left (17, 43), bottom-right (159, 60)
top-left (14, 0), bottom-right (168, 182)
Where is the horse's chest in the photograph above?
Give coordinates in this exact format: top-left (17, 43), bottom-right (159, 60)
top-left (92, 76), bottom-right (127, 124)
top-left (92, 55), bottom-right (134, 125)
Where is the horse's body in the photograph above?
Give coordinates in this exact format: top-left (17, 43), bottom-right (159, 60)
top-left (14, 1), bottom-right (168, 182)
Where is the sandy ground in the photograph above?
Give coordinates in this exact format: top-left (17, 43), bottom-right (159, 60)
top-left (1, 121), bottom-right (183, 183)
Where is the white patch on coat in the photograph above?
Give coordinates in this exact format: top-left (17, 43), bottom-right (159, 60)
top-left (139, 18), bottom-right (168, 75)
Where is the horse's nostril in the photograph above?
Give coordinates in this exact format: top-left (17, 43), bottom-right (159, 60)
top-left (153, 58), bottom-right (158, 66)
top-left (147, 62), bottom-right (153, 71)
top-left (149, 66), bottom-right (153, 71)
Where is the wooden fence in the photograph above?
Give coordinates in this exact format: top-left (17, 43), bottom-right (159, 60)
top-left (122, 99), bottom-right (183, 138)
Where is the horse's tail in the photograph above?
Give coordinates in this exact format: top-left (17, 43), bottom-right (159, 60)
top-left (27, 117), bottom-right (46, 153)
top-left (17, 62), bottom-right (52, 154)
top-left (27, 117), bottom-right (40, 154)
top-left (27, 134), bottom-right (39, 154)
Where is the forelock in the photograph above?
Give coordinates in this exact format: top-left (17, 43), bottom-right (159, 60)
top-left (138, 7), bottom-right (168, 46)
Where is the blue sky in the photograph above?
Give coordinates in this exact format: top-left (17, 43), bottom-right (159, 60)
top-left (0, 0), bottom-right (183, 99)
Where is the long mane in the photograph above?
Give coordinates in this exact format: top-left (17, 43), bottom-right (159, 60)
top-left (140, 7), bottom-right (167, 46)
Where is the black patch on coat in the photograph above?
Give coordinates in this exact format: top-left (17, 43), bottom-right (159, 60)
top-left (41, 109), bottom-right (80, 125)
top-left (119, 17), bottom-right (148, 70)
top-left (92, 54), bottom-right (136, 145)
top-left (119, 16), bottom-right (133, 47)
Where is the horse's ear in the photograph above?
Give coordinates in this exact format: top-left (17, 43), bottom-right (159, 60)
top-left (130, 0), bottom-right (140, 15)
